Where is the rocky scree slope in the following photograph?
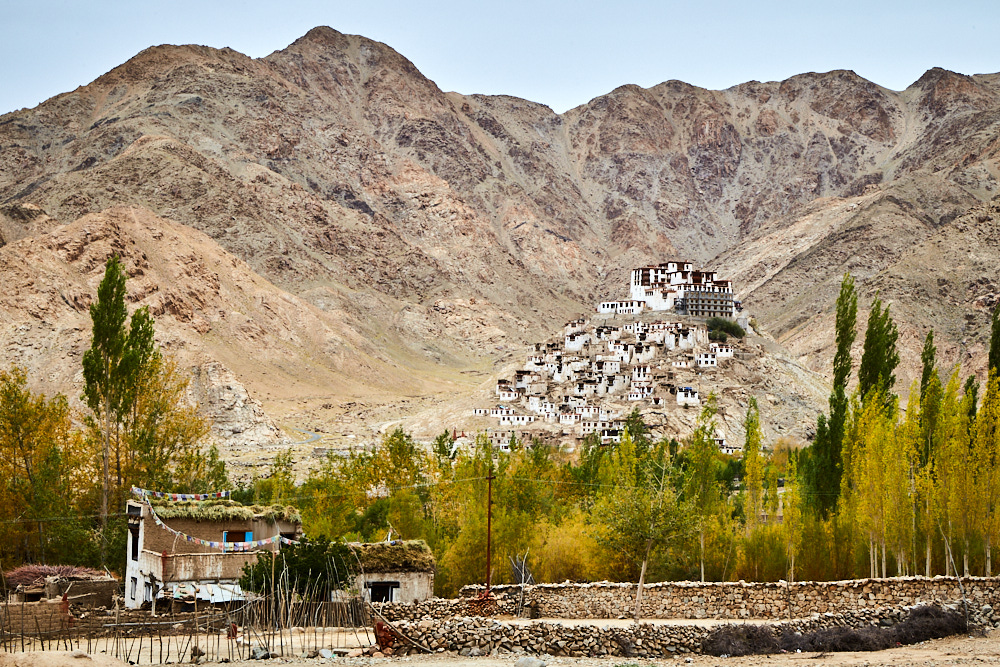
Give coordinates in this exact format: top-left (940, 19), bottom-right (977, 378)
top-left (1, 28), bottom-right (1000, 434)
top-left (0, 205), bottom-right (472, 465)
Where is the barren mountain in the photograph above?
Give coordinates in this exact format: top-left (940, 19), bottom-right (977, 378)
top-left (0, 206), bottom-right (481, 469)
top-left (2, 27), bottom-right (999, 445)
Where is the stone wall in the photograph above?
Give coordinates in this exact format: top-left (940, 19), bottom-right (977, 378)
top-left (391, 606), bottom-right (985, 658)
top-left (380, 576), bottom-right (1000, 621)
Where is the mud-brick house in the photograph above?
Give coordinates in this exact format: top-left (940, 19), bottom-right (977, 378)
top-left (124, 499), bottom-right (301, 610)
top-left (353, 540), bottom-right (435, 604)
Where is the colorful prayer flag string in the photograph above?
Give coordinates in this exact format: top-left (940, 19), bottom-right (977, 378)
top-left (140, 494), bottom-right (281, 552)
top-left (131, 486), bottom-right (230, 501)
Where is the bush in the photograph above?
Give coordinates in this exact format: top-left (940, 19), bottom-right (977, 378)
top-left (709, 330), bottom-right (728, 342)
top-left (706, 317), bottom-right (745, 339)
top-left (702, 606), bottom-right (967, 656)
top-left (702, 624), bottom-right (778, 656)
top-left (240, 536), bottom-right (356, 597)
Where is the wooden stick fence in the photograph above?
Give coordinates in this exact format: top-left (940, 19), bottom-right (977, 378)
top-left (1, 591), bottom-right (373, 663)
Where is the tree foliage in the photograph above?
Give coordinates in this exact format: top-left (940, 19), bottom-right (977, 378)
top-left (803, 273), bottom-right (857, 517)
top-left (858, 295), bottom-right (900, 403)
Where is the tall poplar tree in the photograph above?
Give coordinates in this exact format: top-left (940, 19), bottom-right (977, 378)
top-left (82, 255), bottom-right (158, 528)
top-left (686, 394), bottom-right (721, 581)
top-left (858, 296), bottom-right (900, 403)
top-left (920, 331), bottom-right (937, 401)
top-left (82, 256), bottom-right (129, 527)
top-left (803, 273), bottom-right (856, 517)
top-left (990, 304), bottom-right (1000, 377)
top-left (742, 397), bottom-right (764, 533)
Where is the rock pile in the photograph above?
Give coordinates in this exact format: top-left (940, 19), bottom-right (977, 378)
top-left (388, 604), bottom-right (994, 658)
top-left (454, 576), bottom-right (1000, 620)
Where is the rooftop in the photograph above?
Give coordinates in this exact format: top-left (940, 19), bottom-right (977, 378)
top-left (350, 540), bottom-right (435, 574)
top-left (147, 499), bottom-right (301, 524)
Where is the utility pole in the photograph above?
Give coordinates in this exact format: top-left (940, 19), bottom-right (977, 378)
top-left (486, 451), bottom-right (495, 595)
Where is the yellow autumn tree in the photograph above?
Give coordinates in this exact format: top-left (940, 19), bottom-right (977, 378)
top-left (0, 366), bottom-right (86, 567)
top-left (976, 370), bottom-right (1000, 575)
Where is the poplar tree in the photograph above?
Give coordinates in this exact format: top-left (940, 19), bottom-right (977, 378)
top-left (742, 398), bottom-right (764, 533)
top-left (686, 394), bottom-right (722, 581)
top-left (803, 273), bottom-right (856, 517)
top-left (920, 331), bottom-right (936, 401)
top-left (990, 304), bottom-right (1000, 377)
top-left (82, 256), bottom-right (129, 527)
top-left (858, 296), bottom-right (900, 403)
top-left (978, 370), bottom-right (1000, 575)
top-left (82, 255), bottom-right (159, 528)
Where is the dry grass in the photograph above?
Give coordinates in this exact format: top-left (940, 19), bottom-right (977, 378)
top-left (150, 499), bottom-right (301, 524)
top-left (4, 564), bottom-right (108, 588)
top-left (350, 540), bottom-right (435, 573)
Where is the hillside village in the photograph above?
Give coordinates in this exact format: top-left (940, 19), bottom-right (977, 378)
top-left (471, 262), bottom-right (753, 453)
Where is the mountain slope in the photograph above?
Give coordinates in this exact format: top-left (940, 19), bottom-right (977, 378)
top-left (2, 28), bottom-right (1000, 440)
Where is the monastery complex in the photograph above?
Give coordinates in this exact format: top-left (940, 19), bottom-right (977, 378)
top-left (472, 262), bottom-right (747, 454)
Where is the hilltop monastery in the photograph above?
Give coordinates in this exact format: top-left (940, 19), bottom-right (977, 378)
top-left (472, 262), bottom-right (745, 453)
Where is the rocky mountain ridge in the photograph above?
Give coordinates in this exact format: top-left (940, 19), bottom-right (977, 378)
top-left (1, 27), bottom-right (999, 449)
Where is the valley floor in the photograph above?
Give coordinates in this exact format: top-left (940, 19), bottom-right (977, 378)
top-left (4, 631), bottom-right (997, 667)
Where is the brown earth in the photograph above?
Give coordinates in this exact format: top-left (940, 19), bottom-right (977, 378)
top-left (2, 28), bottom-right (1000, 454)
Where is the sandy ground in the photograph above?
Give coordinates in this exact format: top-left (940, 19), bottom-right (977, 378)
top-left (5, 632), bottom-right (1000, 667)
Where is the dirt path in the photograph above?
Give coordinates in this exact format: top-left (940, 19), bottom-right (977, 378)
top-left (180, 631), bottom-right (1000, 667)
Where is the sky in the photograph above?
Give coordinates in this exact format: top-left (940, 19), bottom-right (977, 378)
top-left (2, 0), bottom-right (999, 116)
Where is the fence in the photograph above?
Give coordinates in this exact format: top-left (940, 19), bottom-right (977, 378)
top-left (0, 596), bottom-right (375, 663)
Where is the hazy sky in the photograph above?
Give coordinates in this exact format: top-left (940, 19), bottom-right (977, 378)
top-left (2, 0), bottom-right (999, 115)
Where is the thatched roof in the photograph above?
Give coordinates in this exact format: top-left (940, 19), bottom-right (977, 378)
top-left (350, 540), bottom-right (435, 574)
top-left (5, 565), bottom-right (110, 588)
top-left (150, 499), bottom-right (301, 524)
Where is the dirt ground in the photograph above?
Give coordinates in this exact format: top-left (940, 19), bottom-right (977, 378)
top-left (286, 632), bottom-right (1000, 666)
top-left (4, 629), bottom-right (1000, 667)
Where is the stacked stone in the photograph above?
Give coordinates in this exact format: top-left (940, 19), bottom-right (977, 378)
top-left (393, 617), bottom-right (710, 657)
top-left (455, 577), bottom-right (1000, 620)
top-left (390, 604), bottom-right (997, 659)
top-left (374, 596), bottom-right (519, 621)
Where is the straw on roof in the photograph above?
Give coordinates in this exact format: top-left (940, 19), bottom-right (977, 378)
top-left (350, 540), bottom-right (435, 574)
top-left (5, 565), bottom-right (110, 588)
top-left (149, 499), bottom-right (301, 524)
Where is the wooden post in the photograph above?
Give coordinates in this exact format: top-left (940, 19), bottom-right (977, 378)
top-left (486, 449), bottom-right (495, 595)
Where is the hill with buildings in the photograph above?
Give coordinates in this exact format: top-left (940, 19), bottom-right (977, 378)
top-left (1, 28), bottom-right (999, 454)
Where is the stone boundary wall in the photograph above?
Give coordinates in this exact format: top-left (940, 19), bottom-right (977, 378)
top-left (380, 576), bottom-right (1000, 621)
top-left (392, 606), bottom-right (991, 658)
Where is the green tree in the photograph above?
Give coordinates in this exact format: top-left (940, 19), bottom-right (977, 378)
top-left (685, 394), bottom-right (722, 581)
top-left (742, 398), bottom-right (764, 534)
top-left (990, 304), bottom-right (1000, 377)
top-left (82, 255), bottom-right (163, 528)
top-left (804, 272), bottom-right (856, 517)
top-left (920, 330), bottom-right (937, 401)
top-left (858, 295), bottom-right (900, 403)
top-left (82, 255), bottom-right (130, 526)
top-left (0, 367), bottom-right (84, 566)
top-left (591, 436), bottom-right (690, 614)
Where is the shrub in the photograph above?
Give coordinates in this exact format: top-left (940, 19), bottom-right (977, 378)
top-left (702, 606), bottom-right (967, 656)
top-left (702, 624), bottom-right (778, 656)
top-left (709, 330), bottom-right (728, 342)
top-left (706, 317), bottom-right (745, 338)
top-left (240, 536), bottom-right (356, 597)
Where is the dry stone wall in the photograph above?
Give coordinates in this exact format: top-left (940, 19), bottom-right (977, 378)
top-left (381, 577), bottom-right (1000, 622)
top-left (465, 578), bottom-right (1000, 619)
top-left (391, 606), bottom-right (985, 658)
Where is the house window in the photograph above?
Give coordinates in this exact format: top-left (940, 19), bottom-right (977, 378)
top-left (130, 526), bottom-right (140, 561)
top-left (130, 577), bottom-right (138, 600)
top-left (144, 582), bottom-right (153, 602)
top-left (365, 581), bottom-right (400, 603)
top-left (223, 531), bottom-right (252, 543)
